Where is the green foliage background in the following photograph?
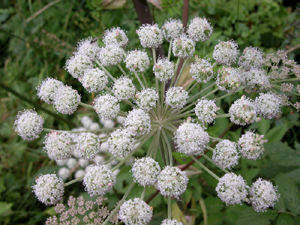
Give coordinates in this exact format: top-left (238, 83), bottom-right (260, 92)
top-left (0, 0), bottom-right (300, 224)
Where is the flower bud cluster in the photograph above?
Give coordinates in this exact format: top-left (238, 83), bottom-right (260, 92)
top-left (255, 92), bottom-right (282, 119)
top-left (81, 68), bottom-right (108, 93)
top-left (229, 95), bottom-right (260, 126)
top-left (124, 109), bottom-right (151, 136)
top-left (190, 57), bottom-right (214, 83)
top-left (14, 109), bottom-right (44, 140)
top-left (32, 174), bottom-right (64, 205)
top-left (135, 88), bottom-right (158, 111)
top-left (153, 58), bottom-right (175, 82)
top-left (83, 165), bottom-right (116, 196)
top-left (161, 219), bottom-right (183, 225)
top-left (103, 27), bottom-right (128, 48)
top-left (65, 52), bottom-right (93, 79)
top-left (131, 157), bottom-right (161, 186)
top-left (36, 78), bottom-right (64, 104)
top-left (187, 17), bottom-right (213, 42)
top-left (238, 131), bottom-right (267, 160)
top-left (76, 132), bottom-right (100, 159)
top-left (195, 98), bottom-right (219, 124)
top-left (158, 166), bottom-right (188, 198)
top-left (93, 94), bottom-right (120, 119)
top-left (212, 140), bottom-right (239, 169)
top-left (125, 50), bottom-right (150, 72)
top-left (238, 47), bottom-right (264, 70)
top-left (162, 19), bottom-right (183, 42)
top-left (98, 44), bottom-right (125, 67)
top-left (243, 69), bottom-right (271, 93)
top-left (165, 87), bottom-right (189, 109)
top-left (213, 41), bottom-right (239, 66)
top-left (172, 36), bottom-right (195, 59)
top-left (137, 24), bottom-right (163, 48)
top-left (174, 122), bottom-right (210, 155)
top-left (216, 67), bottom-right (243, 93)
top-left (54, 85), bottom-right (81, 114)
top-left (113, 77), bottom-right (136, 100)
top-left (76, 37), bottom-right (101, 61)
top-left (108, 128), bottom-right (135, 158)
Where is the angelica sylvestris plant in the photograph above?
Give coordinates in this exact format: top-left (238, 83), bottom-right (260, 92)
top-left (13, 17), bottom-right (300, 224)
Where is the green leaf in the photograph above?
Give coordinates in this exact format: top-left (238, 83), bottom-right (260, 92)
top-left (265, 125), bottom-right (287, 143)
top-left (276, 214), bottom-right (294, 225)
top-left (236, 208), bottom-right (278, 225)
top-left (257, 119), bottom-right (270, 135)
top-left (275, 174), bottom-right (300, 215)
top-left (200, 212), bottom-right (224, 225)
top-left (0, 202), bottom-right (13, 215)
top-left (204, 196), bottom-right (224, 214)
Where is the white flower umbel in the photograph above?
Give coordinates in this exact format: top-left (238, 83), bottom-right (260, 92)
top-left (172, 36), bottom-right (195, 59)
top-left (44, 131), bottom-right (73, 160)
top-left (32, 174), bottom-right (64, 205)
top-left (187, 17), bottom-right (213, 42)
top-left (158, 166), bottom-right (188, 198)
top-left (213, 41), bottom-right (239, 66)
top-left (81, 116), bottom-right (93, 129)
top-left (93, 94), bottom-right (120, 120)
top-left (124, 109), bottom-right (151, 136)
top-left (125, 50), bottom-right (150, 72)
top-left (103, 27), bottom-right (128, 48)
top-left (190, 57), bottom-right (214, 83)
top-left (119, 198), bottom-right (153, 225)
top-left (79, 158), bottom-right (89, 168)
top-left (66, 158), bottom-right (77, 169)
top-left (238, 131), bottom-right (267, 160)
top-left (36, 78), bottom-right (64, 104)
top-left (212, 140), bottom-right (239, 170)
top-left (58, 167), bottom-right (70, 181)
top-left (238, 47), bottom-right (264, 71)
top-left (195, 98), bottom-right (220, 124)
top-left (76, 37), bottom-right (101, 61)
top-left (65, 53), bottom-right (93, 79)
top-left (131, 157), bottom-right (161, 186)
top-left (243, 69), bottom-right (271, 93)
top-left (135, 88), bottom-right (158, 111)
top-left (162, 19), bottom-right (184, 42)
top-left (108, 128), bottom-right (135, 158)
top-left (75, 170), bottom-right (85, 180)
top-left (250, 178), bottom-right (279, 212)
top-left (98, 44), bottom-right (125, 66)
top-left (81, 68), bottom-right (108, 93)
top-left (83, 165), bottom-right (116, 196)
top-left (229, 95), bottom-right (260, 126)
top-left (174, 122), bottom-right (210, 155)
top-left (153, 58), bottom-right (175, 82)
top-left (216, 67), bottom-right (243, 93)
top-left (14, 109), bottom-right (44, 141)
top-left (112, 77), bottom-right (136, 100)
top-left (255, 92), bottom-right (282, 119)
top-left (165, 87), bottom-right (189, 109)
top-left (216, 173), bottom-right (248, 205)
top-left (136, 24), bottom-right (163, 48)
top-left (54, 85), bottom-right (81, 115)
top-left (76, 132), bottom-right (100, 159)
top-left (161, 219), bottom-right (183, 225)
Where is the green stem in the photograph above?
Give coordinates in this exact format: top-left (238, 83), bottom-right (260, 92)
top-left (170, 58), bottom-right (180, 87)
top-left (168, 41), bottom-right (172, 61)
top-left (215, 113), bottom-right (230, 118)
top-left (43, 128), bottom-right (117, 133)
top-left (190, 155), bottom-right (220, 180)
top-left (141, 186), bottom-right (147, 200)
top-left (141, 72), bottom-right (150, 88)
top-left (187, 80), bottom-right (198, 93)
top-left (117, 64), bottom-right (127, 76)
top-left (202, 88), bottom-right (219, 98)
top-left (162, 130), bottom-right (173, 166)
top-left (168, 196), bottom-right (172, 220)
top-left (79, 102), bottom-right (94, 110)
top-left (202, 154), bottom-right (229, 174)
top-left (209, 136), bottom-right (223, 142)
top-left (134, 72), bottom-right (145, 89)
top-left (64, 176), bottom-right (84, 186)
top-left (174, 59), bottom-right (187, 87)
top-left (102, 182), bottom-right (135, 225)
top-left (215, 92), bottom-right (232, 101)
top-left (271, 78), bottom-right (298, 83)
top-left (96, 60), bottom-right (116, 81)
top-left (186, 82), bottom-right (216, 104)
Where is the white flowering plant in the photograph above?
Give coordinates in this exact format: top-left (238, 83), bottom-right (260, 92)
top-left (13, 15), bottom-right (300, 225)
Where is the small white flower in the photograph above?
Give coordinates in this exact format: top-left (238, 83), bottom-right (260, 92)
top-left (54, 85), bottom-right (81, 115)
top-left (137, 24), bottom-right (163, 48)
top-left (32, 174), bottom-right (64, 205)
top-left (162, 19), bottom-right (184, 42)
top-left (98, 44), bottom-right (125, 66)
top-left (125, 50), bottom-right (150, 72)
top-left (131, 157), bottom-right (161, 186)
top-left (76, 37), bottom-right (101, 61)
top-left (36, 78), bottom-right (64, 104)
top-left (229, 95), bottom-right (260, 126)
top-left (195, 98), bottom-right (219, 124)
top-left (14, 109), bottom-right (44, 141)
top-left (250, 178), bottom-right (279, 212)
top-left (58, 167), bottom-right (70, 181)
top-left (113, 77), bottom-right (136, 100)
top-left (124, 109), bottom-right (151, 136)
top-left (44, 131), bottom-right (73, 160)
top-left (83, 165), bottom-right (116, 196)
top-left (165, 87), bottom-right (188, 109)
top-left (243, 69), bottom-right (271, 93)
top-left (213, 41), bottom-right (239, 66)
top-left (187, 17), bottom-right (213, 42)
top-left (103, 27), bottom-right (128, 48)
top-left (66, 158), bottom-right (77, 169)
top-left (74, 170), bottom-right (85, 180)
top-left (161, 219), bottom-right (183, 225)
top-left (65, 53), bottom-right (93, 79)
top-left (102, 119), bottom-right (115, 129)
top-left (119, 198), bottom-right (153, 225)
top-left (216, 67), bottom-right (244, 93)
top-left (81, 116), bottom-right (93, 129)
top-left (108, 128), bottom-right (135, 158)
top-left (153, 58), bottom-right (175, 82)
top-left (174, 122), bottom-right (210, 155)
top-left (81, 68), bottom-right (108, 93)
top-left (76, 132), bottom-right (100, 159)
top-left (93, 94), bottom-right (120, 120)
top-left (135, 88), bottom-right (158, 111)
top-left (79, 158), bottom-right (89, 168)
top-left (190, 57), bottom-right (214, 83)
top-left (238, 131), bottom-right (267, 160)
top-left (93, 155), bottom-right (105, 164)
top-left (172, 36), bottom-right (195, 59)
top-left (255, 92), bottom-right (282, 119)
top-left (212, 140), bottom-right (239, 169)
top-left (158, 166), bottom-right (188, 198)
top-left (239, 47), bottom-right (264, 70)
top-left (216, 173), bottom-right (248, 205)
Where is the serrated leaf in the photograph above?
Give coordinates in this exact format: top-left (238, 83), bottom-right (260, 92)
top-left (236, 208), bottom-right (277, 225)
top-left (265, 125), bottom-right (287, 143)
top-left (276, 214), bottom-right (294, 225)
top-left (286, 168), bottom-right (300, 184)
top-left (204, 196), bottom-right (224, 215)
